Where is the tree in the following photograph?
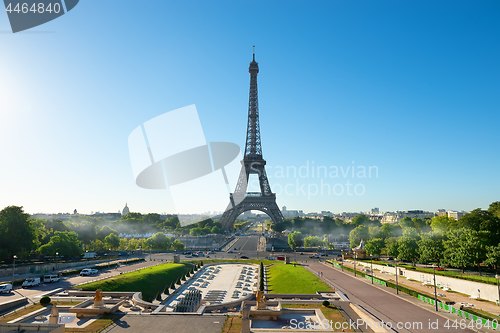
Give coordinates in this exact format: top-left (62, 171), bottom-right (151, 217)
top-left (147, 232), bottom-right (172, 250)
top-left (384, 237), bottom-right (399, 258)
top-left (349, 225), bottom-right (369, 248)
top-left (172, 239), bottom-right (185, 250)
top-left (104, 233), bottom-right (120, 250)
top-left (38, 231), bottom-right (81, 258)
top-left (364, 238), bottom-right (385, 257)
top-left (397, 228), bottom-right (420, 266)
top-left (443, 228), bottom-right (489, 273)
top-left (430, 215), bottom-right (456, 235)
top-left (417, 232), bottom-right (444, 266)
top-left (398, 217), bottom-right (414, 229)
top-left (484, 244), bottom-right (500, 271)
top-left (288, 231), bottom-right (303, 250)
top-left (0, 206), bottom-right (37, 261)
top-left (211, 226), bottom-right (222, 234)
top-left (304, 236), bottom-right (325, 248)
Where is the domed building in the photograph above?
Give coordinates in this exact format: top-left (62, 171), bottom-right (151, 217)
top-left (122, 203), bottom-right (130, 216)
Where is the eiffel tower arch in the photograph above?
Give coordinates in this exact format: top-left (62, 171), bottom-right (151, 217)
top-left (220, 50), bottom-right (284, 230)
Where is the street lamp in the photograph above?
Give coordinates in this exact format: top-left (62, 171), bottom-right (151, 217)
top-left (433, 264), bottom-right (438, 311)
top-left (11, 255), bottom-right (17, 286)
top-left (354, 252), bottom-right (357, 277)
top-left (496, 274), bottom-right (500, 306)
top-left (55, 252), bottom-right (58, 272)
top-left (370, 254), bottom-right (374, 284)
top-left (395, 258), bottom-right (399, 295)
top-left (125, 247), bottom-right (128, 266)
top-left (108, 249), bottom-right (111, 269)
top-left (85, 250), bottom-right (88, 267)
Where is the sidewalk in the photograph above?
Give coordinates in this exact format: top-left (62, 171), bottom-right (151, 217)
top-left (336, 259), bottom-right (500, 318)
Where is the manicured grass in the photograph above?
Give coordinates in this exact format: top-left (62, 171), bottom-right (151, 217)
top-left (0, 304), bottom-right (44, 323)
top-left (184, 259), bottom-right (277, 266)
top-left (221, 315), bottom-right (242, 333)
top-left (267, 264), bottom-right (332, 294)
top-left (65, 313), bottom-right (120, 333)
top-left (78, 263), bottom-right (192, 302)
top-left (282, 304), bottom-right (354, 332)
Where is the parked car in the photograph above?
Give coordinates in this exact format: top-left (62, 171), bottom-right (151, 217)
top-left (22, 278), bottom-right (41, 288)
top-left (240, 255), bottom-right (249, 259)
top-left (227, 250), bottom-right (234, 253)
top-left (309, 254), bottom-right (319, 258)
top-left (43, 275), bottom-right (60, 283)
top-left (0, 283), bottom-right (13, 294)
top-left (265, 256), bottom-right (275, 260)
top-left (184, 254), bottom-right (193, 258)
top-left (207, 251), bottom-right (215, 254)
top-left (277, 255), bottom-right (285, 261)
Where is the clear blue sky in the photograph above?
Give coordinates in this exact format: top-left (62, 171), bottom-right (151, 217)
top-left (0, 1), bottom-right (499, 215)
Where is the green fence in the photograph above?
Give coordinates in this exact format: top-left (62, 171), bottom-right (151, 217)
top-left (417, 294), bottom-right (499, 330)
top-left (365, 275), bottom-right (387, 286)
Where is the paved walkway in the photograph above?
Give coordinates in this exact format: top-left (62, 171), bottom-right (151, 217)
top-left (104, 315), bottom-right (225, 333)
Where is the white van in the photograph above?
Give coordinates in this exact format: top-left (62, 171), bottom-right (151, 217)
top-left (22, 278), bottom-right (41, 288)
top-left (43, 275), bottom-right (60, 283)
top-left (0, 283), bottom-right (13, 294)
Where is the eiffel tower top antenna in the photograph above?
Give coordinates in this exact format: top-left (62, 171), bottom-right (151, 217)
top-left (253, 45), bottom-right (255, 60)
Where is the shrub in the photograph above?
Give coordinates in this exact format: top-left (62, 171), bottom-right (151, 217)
top-left (181, 274), bottom-right (186, 281)
top-left (170, 282), bottom-right (176, 290)
top-left (176, 277), bottom-right (181, 284)
top-left (186, 272), bottom-right (190, 277)
top-left (156, 292), bottom-right (162, 301)
top-left (322, 300), bottom-right (330, 307)
top-left (164, 286), bottom-right (169, 295)
top-left (40, 296), bottom-right (51, 305)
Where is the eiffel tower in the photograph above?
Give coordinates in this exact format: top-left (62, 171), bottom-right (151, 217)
top-left (220, 50), bottom-right (284, 230)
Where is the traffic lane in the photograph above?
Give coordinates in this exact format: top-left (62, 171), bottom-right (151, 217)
top-left (307, 262), bottom-right (475, 333)
top-left (0, 260), bottom-right (159, 303)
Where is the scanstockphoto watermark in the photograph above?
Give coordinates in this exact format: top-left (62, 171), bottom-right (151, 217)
top-left (248, 161), bottom-right (379, 199)
top-left (288, 318), bottom-right (490, 330)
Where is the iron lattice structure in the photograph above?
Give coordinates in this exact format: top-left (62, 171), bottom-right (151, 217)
top-left (220, 52), bottom-right (284, 230)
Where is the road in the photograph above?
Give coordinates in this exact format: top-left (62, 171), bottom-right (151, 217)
top-left (306, 261), bottom-right (476, 333)
top-left (0, 259), bottom-right (160, 306)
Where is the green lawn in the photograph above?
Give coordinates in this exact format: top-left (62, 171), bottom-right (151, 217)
top-left (78, 263), bottom-right (192, 302)
top-left (267, 264), bottom-right (332, 294)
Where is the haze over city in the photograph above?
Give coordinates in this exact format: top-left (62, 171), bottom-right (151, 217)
top-left (1, 1), bottom-right (498, 215)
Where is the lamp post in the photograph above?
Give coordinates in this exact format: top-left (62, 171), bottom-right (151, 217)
top-left (433, 264), bottom-right (438, 311)
top-left (395, 258), bottom-right (399, 295)
top-left (108, 249), bottom-right (111, 269)
top-left (495, 274), bottom-right (500, 306)
top-left (11, 255), bottom-right (17, 286)
top-left (370, 255), bottom-right (374, 284)
top-left (354, 252), bottom-right (357, 277)
top-left (125, 247), bottom-right (128, 266)
top-left (55, 252), bottom-right (58, 272)
top-left (85, 250), bottom-right (88, 267)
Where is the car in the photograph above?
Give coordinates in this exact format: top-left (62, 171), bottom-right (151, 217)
top-left (191, 253), bottom-right (198, 257)
top-left (240, 255), bottom-right (249, 259)
top-left (43, 275), bottom-right (60, 283)
top-left (435, 268), bottom-right (446, 271)
top-left (227, 250), bottom-right (234, 253)
top-left (265, 256), bottom-right (275, 260)
top-left (91, 269), bottom-right (98, 274)
top-left (197, 252), bottom-right (205, 257)
top-left (208, 251), bottom-right (215, 254)
top-left (309, 254), bottom-right (319, 258)
top-left (277, 255), bottom-right (285, 261)
top-left (184, 254), bottom-right (193, 258)
top-left (22, 278), bottom-right (41, 288)
top-left (234, 247), bottom-right (238, 250)
top-left (80, 268), bottom-right (96, 276)
top-left (0, 283), bottom-right (13, 294)
top-left (319, 253), bottom-right (328, 257)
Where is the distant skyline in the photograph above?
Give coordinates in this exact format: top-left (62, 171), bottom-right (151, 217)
top-left (1, 1), bottom-right (499, 215)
